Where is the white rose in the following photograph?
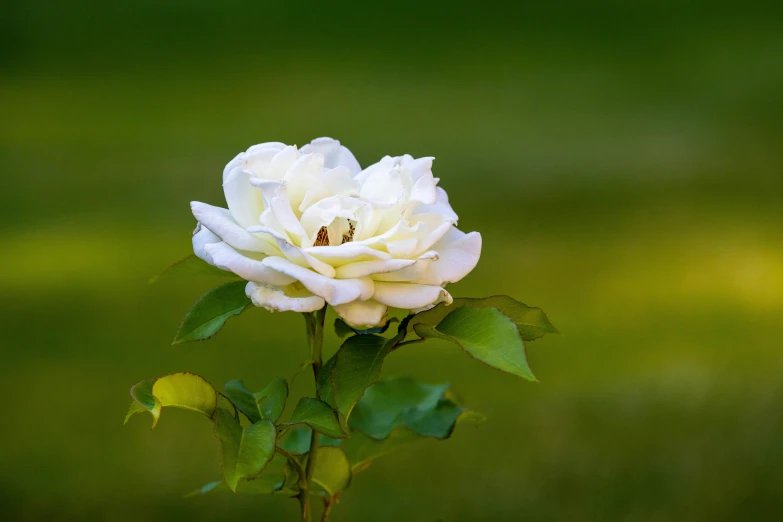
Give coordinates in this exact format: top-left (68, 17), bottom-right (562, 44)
top-left (191, 137), bottom-right (481, 328)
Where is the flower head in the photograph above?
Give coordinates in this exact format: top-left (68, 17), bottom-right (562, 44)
top-left (191, 137), bottom-right (481, 327)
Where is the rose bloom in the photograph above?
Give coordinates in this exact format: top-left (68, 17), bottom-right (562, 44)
top-left (191, 137), bottom-right (481, 328)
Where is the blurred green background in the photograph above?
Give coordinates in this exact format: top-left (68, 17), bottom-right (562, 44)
top-left (2, 1), bottom-right (782, 520)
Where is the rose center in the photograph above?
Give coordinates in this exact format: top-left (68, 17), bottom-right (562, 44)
top-left (313, 221), bottom-right (355, 247)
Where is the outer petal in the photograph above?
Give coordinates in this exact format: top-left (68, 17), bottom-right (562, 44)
top-left (373, 229), bottom-right (480, 285)
top-left (333, 300), bottom-right (388, 328)
top-left (261, 256), bottom-right (374, 306)
top-left (422, 228), bottom-right (482, 285)
top-left (192, 223), bottom-right (221, 266)
top-left (301, 137), bottom-right (362, 175)
top-left (191, 202), bottom-right (278, 255)
top-left (372, 282), bottom-right (453, 309)
top-left (246, 282), bottom-right (324, 313)
top-left (204, 242), bottom-right (296, 286)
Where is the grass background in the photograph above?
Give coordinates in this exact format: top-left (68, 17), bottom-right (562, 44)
top-left (2, 1), bottom-right (782, 520)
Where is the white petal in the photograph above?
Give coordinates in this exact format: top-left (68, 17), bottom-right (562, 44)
top-left (372, 282), bottom-right (453, 309)
top-left (283, 153), bottom-right (324, 211)
top-left (415, 221), bottom-right (454, 254)
top-left (222, 152), bottom-right (244, 183)
top-left (301, 137), bottom-right (362, 175)
top-left (299, 167), bottom-right (359, 212)
top-left (261, 256), bottom-right (374, 306)
top-left (358, 163), bottom-right (405, 207)
top-left (369, 251), bottom-right (438, 283)
top-left (243, 143), bottom-right (288, 178)
top-left (304, 244), bottom-right (392, 266)
top-left (191, 202), bottom-right (277, 254)
top-left (425, 228), bottom-right (482, 284)
top-left (410, 186), bottom-right (458, 224)
top-left (269, 194), bottom-right (309, 246)
top-left (192, 223), bottom-right (221, 266)
top-left (246, 282), bottom-right (324, 313)
top-left (375, 229), bottom-right (481, 285)
top-left (266, 145), bottom-right (300, 180)
top-left (333, 300), bottom-right (388, 328)
top-left (405, 157), bottom-right (437, 205)
top-left (204, 242), bottom-right (296, 286)
top-left (335, 258), bottom-right (416, 279)
top-left (223, 168), bottom-right (264, 228)
top-left (353, 220), bottom-right (422, 257)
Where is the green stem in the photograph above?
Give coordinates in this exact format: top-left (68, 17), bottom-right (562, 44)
top-left (298, 307), bottom-right (327, 522)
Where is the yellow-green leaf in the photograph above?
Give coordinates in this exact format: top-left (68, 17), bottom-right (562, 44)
top-left (125, 372), bottom-right (219, 428)
top-left (311, 446), bottom-right (351, 497)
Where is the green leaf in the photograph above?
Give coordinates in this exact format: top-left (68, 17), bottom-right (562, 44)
top-left (173, 281), bottom-right (251, 344)
top-left (125, 372), bottom-right (219, 428)
top-left (405, 295), bottom-right (558, 342)
top-left (348, 377), bottom-right (464, 440)
top-left (254, 378), bottom-right (288, 423)
top-left (415, 306), bottom-right (537, 380)
top-left (328, 334), bottom-right (394, 420)
top-left (224, 379), bottom-right (261, 423)
top-left (213, 409), bottom-right (276, 492)
top-left (149, 254), bottom-right (239, 284)
top-left (311, 446), bottom-right (351, 497)
top-left (288, 398), bottom-right (347, 438)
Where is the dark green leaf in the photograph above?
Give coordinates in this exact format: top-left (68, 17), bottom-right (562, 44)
top-left (173, 281), bottom-right (251, 344)
top-left (288, 398), bottom-right (347, 438)
top-left (342, 378), bottom-right (483, 470)
top-left (125, 372), bottom-right (219, 428)
top-left (224, 380), bottom-right (261, 423)
top-left (329, 334), bottom-right (394, 419)
top-left (405, 295), bottom-right (558, 342)
top-left (254, 378), bottom-right (288, 422)
top-left (149, 254), bottom-right (239, 284)
top-left (311, 446), bottom-right (351, 497)
top-left (415, 306), bottom-right (537, 380)
top-left (348, 377), bottom-right (463, 440)
top-left (213, 409), bottom-right (276, 492)
top-left (333, 318), bottom-right (355, 338)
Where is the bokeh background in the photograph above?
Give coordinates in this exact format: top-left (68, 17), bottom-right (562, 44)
top-left (2, 1), bottom-right (782, 521)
